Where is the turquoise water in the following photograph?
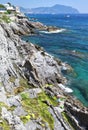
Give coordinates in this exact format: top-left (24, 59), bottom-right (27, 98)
top-left (23, 14), bottom-right (88, 106)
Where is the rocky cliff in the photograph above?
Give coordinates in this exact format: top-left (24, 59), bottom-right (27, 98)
top-left (0, 13), bottom-right (88, 130)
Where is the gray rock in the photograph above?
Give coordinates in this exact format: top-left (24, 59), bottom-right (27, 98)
top-left (25, 120), bottom-right (50, 130)
top-left (14, 124), bottom-right (26, 130)
top-left (2, 107), bottom-right (14, 125)
top-left (2, 107), bottom-right (26, 130)
top-left (0, 126), bottom-right (4, 130)
top-left (7, 96), bottom-right (21, 107)
top-left (64, 98), bottom-right (88, 130)
top-left (28, 88), bottom-right (42, 98)
top-left (0, 87), bottom-right (7, 104)
top-left (13, 106), bottom-right (27, 116)
top-left (13, 115), bottom-right (26, 130)
top-left (49, 108), bottom-right (65, 130)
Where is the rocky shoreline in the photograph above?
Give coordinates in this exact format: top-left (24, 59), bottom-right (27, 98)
top-left (0, 11), bottom-right (88, 130)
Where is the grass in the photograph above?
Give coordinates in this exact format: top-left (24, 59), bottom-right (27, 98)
top-left (14, 78), bottom-right (31, 95)
top-left (9, 76), bottom-right (16, 83)
top-left (45, 84), bottom-right (53, 87)
top-left (0, 102), bottom-right (10, 130)
top-left (38, 92), bottom-right (58, 107)
top-left (21, 92), bottom-right (29, 100)
top-left (0, 82), bottom-right (2, 86)
top-left (19, 78), bottom-right (29, 88)
top-left (0, 102), bottom-right (8, 112)
top-left (20, 115), bottom-right (31, 124)
top-left (0, 119), bottom-right (10, 130)
top-left (20, 91), bottom-right (58, 130)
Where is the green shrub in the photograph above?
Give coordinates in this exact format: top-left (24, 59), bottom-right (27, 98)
top-left (21, 92), bottom-right (29, 100)
top-left (2, 15), bottom-right (11, 23)
top-left (7, 10), bottom-right (11, 14)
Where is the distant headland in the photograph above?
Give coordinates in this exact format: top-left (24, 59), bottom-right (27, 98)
top-left (20, 4), bottom-right (79, 14)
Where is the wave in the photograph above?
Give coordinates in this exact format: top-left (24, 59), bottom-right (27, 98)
top-left (39, 29), bottom-right (66, 34)
top-left (58, 83), bottom-right (73, 93)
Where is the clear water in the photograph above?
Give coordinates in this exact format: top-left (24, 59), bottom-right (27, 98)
top-left (23, 14), bottom-right (88, 106)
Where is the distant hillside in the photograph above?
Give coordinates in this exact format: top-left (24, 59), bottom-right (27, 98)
top-left (20, 4), bottom-right (79, 14)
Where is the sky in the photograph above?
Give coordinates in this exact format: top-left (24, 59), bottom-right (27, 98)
top-left (0, 0), bottom-right (88, 13)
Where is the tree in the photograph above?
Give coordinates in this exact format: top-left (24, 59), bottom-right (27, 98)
top-left (7, 2), bottom-right (11, 6)
top-left (0, 4), bottom-right (6, 9)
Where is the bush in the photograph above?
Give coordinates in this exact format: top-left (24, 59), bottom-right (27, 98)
top-left (2, 15), bottom-right (11, 23)
top-left (7, 10), bottom-right (11, 14)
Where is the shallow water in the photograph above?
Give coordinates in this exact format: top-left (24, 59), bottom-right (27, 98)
top-left (23, 14), bottom-right (88, 106)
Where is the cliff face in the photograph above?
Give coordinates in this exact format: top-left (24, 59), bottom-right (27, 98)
top-left (0, 14), bottom-right (88, 130)
top-left (0, 15), bottom-right (68, 130)
top-left (0, 17), bottom-right (66, 93)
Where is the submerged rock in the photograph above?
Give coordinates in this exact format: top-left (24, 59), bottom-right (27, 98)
top-left (47, 26), bottom-right (59, 32)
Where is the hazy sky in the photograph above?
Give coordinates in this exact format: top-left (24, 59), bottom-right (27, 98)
top-left (0, 0), bottom-right (88, 13)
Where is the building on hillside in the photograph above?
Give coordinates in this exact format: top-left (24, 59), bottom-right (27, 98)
top-left (0, 8), bottom-right (6, 13)
top-left (16, 7), bottom-right (20, 13)
top-left (0, 3), bottom-right (20, 15)
top-left (4, 3), bottom-right (16, 13)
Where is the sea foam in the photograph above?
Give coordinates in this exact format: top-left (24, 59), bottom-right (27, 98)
top-left (40, 29), bottom-right (66, 34)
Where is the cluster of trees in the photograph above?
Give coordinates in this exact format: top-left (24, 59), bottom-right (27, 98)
top-left (0, 4), bottom-right (5, 9)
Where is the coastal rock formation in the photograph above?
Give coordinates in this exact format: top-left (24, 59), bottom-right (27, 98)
top-left (64, 96), bottom-right (88, 130)
top-left (0, 13), bottom-right (69, 130)
top-left (0, 9), bottom-right (88, 130)
top-left (47, 26), bottom-right (61, 32)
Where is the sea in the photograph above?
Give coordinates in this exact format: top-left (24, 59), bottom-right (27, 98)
top-left (23, 14), bottom-right (88, 106)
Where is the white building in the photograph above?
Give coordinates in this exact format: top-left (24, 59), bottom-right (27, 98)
top-left (16, 7), bottom-right (20, 13)
top-left (4, 4), bottom-right (15, 11)
top-left (0, 9), bottom-right (6, 13)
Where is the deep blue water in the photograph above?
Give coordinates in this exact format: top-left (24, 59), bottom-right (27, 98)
top-left (23, 14), bottom-right (88, 106)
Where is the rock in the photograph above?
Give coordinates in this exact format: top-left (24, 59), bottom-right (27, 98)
top-left (22, 49), bottom-right (67, 87)
top-left (13, 115), bottom-right (26, 130)
top-left (13, 106), bottom-right (27, 116)
top-left (14, 124), bottom-right (26, 130)
top-left (25, 120), bottom-right (50, 130)
top-left (29, 21), bottom-right (47, 30)
top-left (64, 97), bottom-right (88, 130)
top-left (2, 107), bottom-right (14, 125)
top-left (7, 96), bottom-right (21, 107)
top-left (0, 87), bottom-right (7, 104)
top-left (28, 88), bottom-right (42, 98)
top-left (47, 26), bottom-right (60, 32)
top-left (0, 17), bottom-right (67, 90)
top-left (2, 107), bottom-right (26, 130)
top-left (0, 126), bottom-right (4, 130)
top-left (49, 108), bottom-right (65, 130)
